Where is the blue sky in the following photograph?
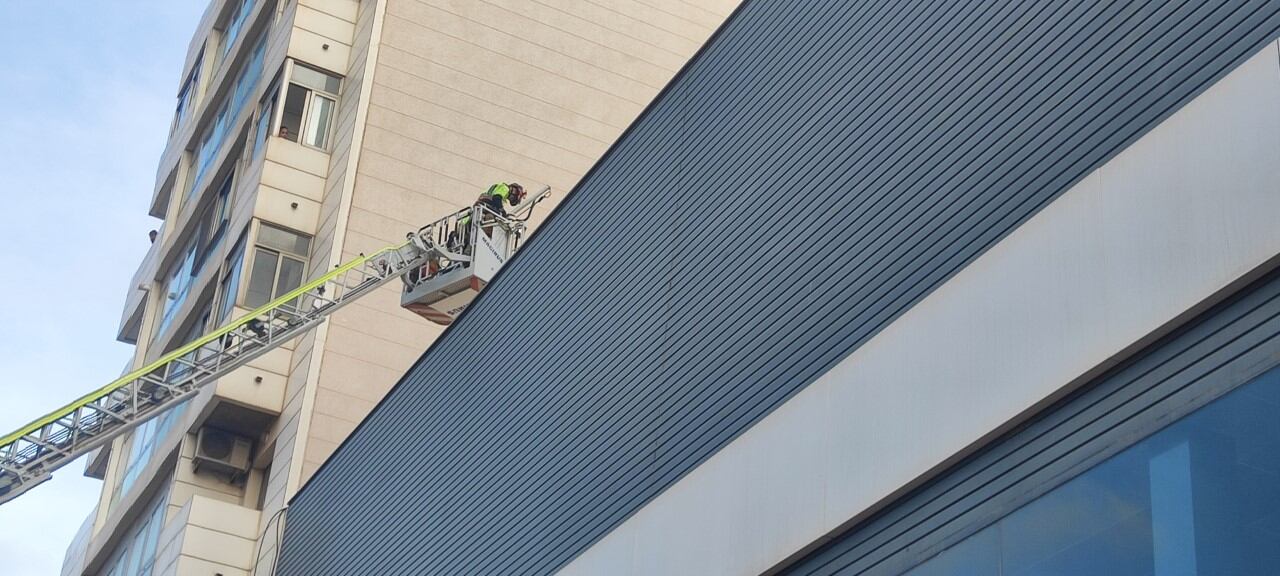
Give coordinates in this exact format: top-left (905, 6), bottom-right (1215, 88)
top-left (0, 3), bottom-right (206, 574)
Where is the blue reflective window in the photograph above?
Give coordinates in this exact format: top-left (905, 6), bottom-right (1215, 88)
top-left (172, 52), bottom-right (202, 135)
top-left (185, 33), bottom-right (265, 204)
top-left (905, 524), bottom-right (1000, 576)
top-left (113, 400), bottom-right (186, 505)
top-left (102, 487), bottom-right (170, 576)
top-left (155, 239), bottom-right (197, 338)
top-left (187, 103), bottom-right (228, 201)
top-left (220, 0), bottom-right (254, 60)
top-left (905, 365), bottom-right (1280, 575)
top-left (218, 233), bottom-right (247, 322)
top-left (230, 36), bottom-right (266, 123)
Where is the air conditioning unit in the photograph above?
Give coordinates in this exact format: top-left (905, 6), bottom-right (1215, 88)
top-left (193, 427), bottom-right (252, 482)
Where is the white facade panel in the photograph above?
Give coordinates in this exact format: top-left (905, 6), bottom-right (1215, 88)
top-left (556, 41), bottom-right (1280, 576)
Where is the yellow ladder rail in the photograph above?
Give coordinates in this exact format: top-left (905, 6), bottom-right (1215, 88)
top-left (0, 240), bottom-right (422, 503)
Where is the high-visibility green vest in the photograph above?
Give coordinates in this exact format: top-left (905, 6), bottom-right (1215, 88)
top-left (460, 183), bottom-right (509, 227)
top-left (487, 183), bottom-right (511, 201)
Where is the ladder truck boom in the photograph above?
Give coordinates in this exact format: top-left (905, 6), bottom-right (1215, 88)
top-left (0, 187), bottom-right (549, 505)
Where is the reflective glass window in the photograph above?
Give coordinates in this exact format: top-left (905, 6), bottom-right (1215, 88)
top-left (904, 365), bottom-right (1280, 575)
top-left (303, 94), bottom-right (334, 149)
top-left (258, 223), bottom-right (311, 256)
top-left (244, 223), bottom-right (311, 309)
top-left (278, 63), bottom-right (340, 149)
top-left (218, 233), bottom-right (247, 321)
top-left (279, 84), bottom-right (306, 143)
top-left (292, 64), bottom-right (341, 94)
top-left (245, 248), bottom-right (278, 309)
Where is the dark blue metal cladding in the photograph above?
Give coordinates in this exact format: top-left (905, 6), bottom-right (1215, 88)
top-left (278, 1), bottom-right (1280, 574)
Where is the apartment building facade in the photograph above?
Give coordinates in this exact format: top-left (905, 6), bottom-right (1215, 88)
top-left (59, 1), bottom-right (737, 575)
top-left (276, 0), bottom-right (1280, 575)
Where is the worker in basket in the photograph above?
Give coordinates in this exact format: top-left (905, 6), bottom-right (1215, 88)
top-left (414, 182), bottom-right (528, 284)
top-left (480, 181), bottom-right (526, 220)
top-left (449, 182), bottom-right (526, 250)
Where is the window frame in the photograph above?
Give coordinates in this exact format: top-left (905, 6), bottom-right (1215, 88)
top-left (171, 50), bottom-right (204, 136)
top-left (183, 28), bottom-right (265, 210)
top-left (218, 0), bottom-right (254, 62)
top-left (250, 74), bottom-right (281, 162)
top-left (208, 171), bottom-right (234, 246)
top-left (103, 489), bottom-right (169, 576)
top-left (136, 500), bottom-right (166, 575)
top-left (275, 60), bottom-right (341, 151)
top-left (216, 230), bottom-right (248, 323)
top-left (301, 90), bottom-right (337, 149)
top-left (187, 101), bottom-right (232, 204)
top-left (193, 170), bottom-right (234, 272)
top-left (155, 236), bottom-right (199, 339)
top-left (243, 221), bottom-right (312, 310)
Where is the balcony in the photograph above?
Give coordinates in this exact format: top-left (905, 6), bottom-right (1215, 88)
top-left (118, 230), bottom-right (164, 344)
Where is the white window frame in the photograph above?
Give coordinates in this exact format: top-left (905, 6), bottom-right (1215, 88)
top-left (275, 59), bottom-right (341, 151)
top-left (243, 220), bottom-right (312, 309)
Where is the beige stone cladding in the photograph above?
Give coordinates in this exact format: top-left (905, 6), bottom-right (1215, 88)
top-left (301, 0), bottom-right (740, 481)
top-left (280, 0), bottom-right (740, 493)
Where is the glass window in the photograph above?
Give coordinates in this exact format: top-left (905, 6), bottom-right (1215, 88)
top-left (105, 548), bottom-right (126, 576)
top-left (303, 94), bottom-right (335, 149)
top-left (154, 399), bottom-right (187, 442)
top-left (156, 239), bottom-right (197, 338)
top-left (185, 31), bottom-right (265, 203)
top-left (277, 63), bottom-right (340, 149)
top-left (276, 255), bottom-right (305, 300)
top-left (253, 91), bottom-right (276, 159)
top-left (213, 173), bottom-right (232, 230)
top-left (188, 103), bottom-right (230, 201)
top-left (193, 173), bottom-right (233, 271)
top-left (292, 63), bottom-right (341, 94)
top-left (904, 365), bottom-right (1280, 575)
top-left (103, 489), bottom-right (169, 576)
top-left (230, 36), bottom-right (266, 121)
top-left (115, 418), bottom-right (157, 502)
top-left (186, 155), bottom-right (203, 200)
top-left (220, 0), bottom-right (254, 59)
top-left (244, 223), bottom-right (311, 309)
top-left (137, 501), bottom-right (165, 573)
top-left (246, 248), bottom-right (279, 308)
top-left (172, 52), bottom-right (202, 135)
top-left (169, 301), bottom-right (213, 387)
top-left (279, 84), bottom-right (306, 143)
top-left (218, 233), bottom-right (247, 322)
top-left (256, 462), bottom-right (273, 510)
top-left (258, 222), bottom-right (311, 255)
top-left (123, 522), bottom-right (147, 575)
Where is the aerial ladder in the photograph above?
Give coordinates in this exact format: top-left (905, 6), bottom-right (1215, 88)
top-left (0, 187), bottom-right (550, 505)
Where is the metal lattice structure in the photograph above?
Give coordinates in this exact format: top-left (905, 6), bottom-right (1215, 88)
top-left (0, 188), bottom-right (549, 505)
top-left (0, 240), bottom-right (425, 505)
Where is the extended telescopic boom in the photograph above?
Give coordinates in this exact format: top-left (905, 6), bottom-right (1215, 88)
top-left (0, 188), bottom-right (549, 505)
